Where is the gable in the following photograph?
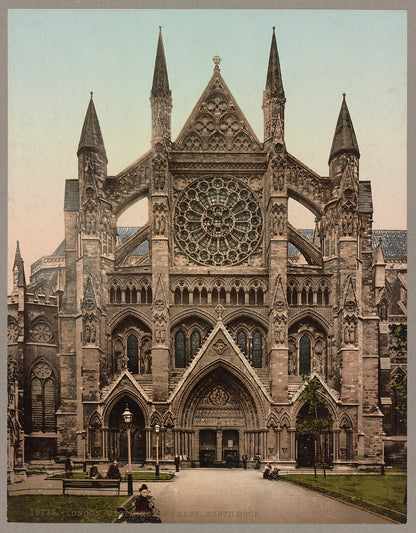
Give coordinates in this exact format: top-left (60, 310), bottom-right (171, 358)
top-left (175, 69), bottom-right (261, 152)
top-left (169, 321), bottom-right (271, 403)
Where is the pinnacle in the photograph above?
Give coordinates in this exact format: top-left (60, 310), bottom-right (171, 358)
top-left (329, 94), bottom-right (360, 164)
top-left (151, 27), bottom-right (170, 97)
top-left (77, 96), bottom-right (107, 159)
top-left (265, 27), bottom-right (284, 98)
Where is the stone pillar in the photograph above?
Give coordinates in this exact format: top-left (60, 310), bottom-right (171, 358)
top-left (216, 430), bottom-right (223, 462)
top-left (102, 428), bottom-right (109, 460)
top-left (276, 429), bottom-right (280, 461)
top-left (289, 429), bottom-right (295, 461)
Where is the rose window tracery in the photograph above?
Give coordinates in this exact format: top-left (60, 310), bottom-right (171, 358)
top-left (31, 321), bottom-right (54, 343)
top-left (174, 176), bottom-right (263, 266)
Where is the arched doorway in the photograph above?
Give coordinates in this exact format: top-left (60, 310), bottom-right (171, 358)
top-left (108, 398), bottom-right (146, 463)
top-left (181, 366), bottom-right (261, 467)
top-left (296, 401), bottom-right (333, 467)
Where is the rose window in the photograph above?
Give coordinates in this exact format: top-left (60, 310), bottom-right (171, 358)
top-left (174, 176), bottom-right (263, 266)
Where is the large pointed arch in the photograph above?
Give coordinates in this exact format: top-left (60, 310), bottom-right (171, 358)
top-left (173, 360), bottom-right (268, 428)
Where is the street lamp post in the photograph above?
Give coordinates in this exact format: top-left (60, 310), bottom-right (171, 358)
top-left (122, 404), bottom-right (133, 495)
top-left (381, 432), bottom-right (386, 475)
top-left (155, 424), bottom-right (160, 478)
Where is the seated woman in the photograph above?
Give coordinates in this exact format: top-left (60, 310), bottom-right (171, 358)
top-left (134, 484), bottom-right (162, 523)
top-left (107, 460), bottom-right (121, 480)
top-left (89, 464), bottom-right (102, 479)
top-left (263, 462), bottom-right (272, 479)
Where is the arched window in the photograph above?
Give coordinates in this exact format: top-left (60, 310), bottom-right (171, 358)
top-left (193, 288), bottom-right (200, 304)
top-left (252, 331), bottom-right (262, 368)
top-left (317, 288), bottom-right (323, 305)
top-left (127, 334), bottom-right (139, 374)
top-left (116, 287), bottom-right (122, 304)
top-left (301, 288), bottom-right (307, 305)
top-left (257, 288), bottom-right (264, 305)
top-left (110, 287), bottom-right (115, 303)
top-left (249, 288), bottom-right (256, 305)
top-left (125, 287), bottom-right (131, 304)
top-left (287, 287), bottom-right (292, 305)
top-left (31, 363), bottom-right (56, 432)
top-left (308, 288), bottom-right (313, 305)
top-left (324, 287), bottom-right (329, 305)
top-left (293, 287), bottom-right (298, 305)
top-left (237, 330), bottom-right (247, 357)
top-left (147, 287), bottom-right (152, 304)
top-left (175, 331), bottom-right (186, 368)
top-left (141, 287), bottom-right (146, 304)
top-left (131, 287), bottom-right (137, 304)
top-left (220, 288), bottom-right (226, 305)
top-left (183, 287), bottom-right (189, 305)
top-left (299, 334), bottom-right (311, 375)
top-left (174, 288), bottom-right (181, 304)
top-left (212, 288), bottom-right (218, 305)
top-left (238, 288), bottom-right (245, 305)
top-left (230, 288), bottom-right (237, 305)
top-left (190, 330), bottom-right (201, 360)
top-left (201, 288), bottom-right (208, 305)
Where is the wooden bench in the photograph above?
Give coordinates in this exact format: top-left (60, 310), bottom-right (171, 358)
top-left (62, 478), bottom-right (121, 495)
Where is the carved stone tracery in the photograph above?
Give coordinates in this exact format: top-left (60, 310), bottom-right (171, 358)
top-left (174, 176), bottom-right (263, 266)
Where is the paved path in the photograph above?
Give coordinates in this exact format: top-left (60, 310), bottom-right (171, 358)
top-left (8, 469), bottom-right (391, 524)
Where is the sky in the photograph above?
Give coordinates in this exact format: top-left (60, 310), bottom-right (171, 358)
top-left (8, 9), bottom-right (407, 289)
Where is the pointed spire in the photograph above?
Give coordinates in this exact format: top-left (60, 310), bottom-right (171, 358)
top-left (151, 27), bottom-right (170, 97)
top-left (13, 241), bottom-right (22, 270)
top-left (13, 240), bottom-right (26, 288)
top-left (329, 93), bottom-right (360, 164)
top-left (265, 27), bottom-right (284, 98)
top-left (77, 94), bottom-right (107, 160)
top-left (375, 238), bottom-right (385, 265)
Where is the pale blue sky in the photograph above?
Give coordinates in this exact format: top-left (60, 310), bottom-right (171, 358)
top-left (8, 9), bottom-right (406, 286)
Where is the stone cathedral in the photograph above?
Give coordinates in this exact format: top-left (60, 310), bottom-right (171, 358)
top-left (8, 29), bottom-right (407, 476)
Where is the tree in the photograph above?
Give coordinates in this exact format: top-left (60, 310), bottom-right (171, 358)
top-left (391, 373), bottom-right (407, 428)
top-left (296, 377), bottom-right (333, 477)
top-left (389, 324), bottom-right (407, 430)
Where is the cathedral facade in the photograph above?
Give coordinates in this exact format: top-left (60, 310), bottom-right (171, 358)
top-left (7, 29), bottom-right (407, 474)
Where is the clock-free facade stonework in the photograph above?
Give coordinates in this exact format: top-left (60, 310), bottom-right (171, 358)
top-left (7, 29), bottom-right (407, 475)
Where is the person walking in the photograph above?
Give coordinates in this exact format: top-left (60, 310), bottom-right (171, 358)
top-left (242, 453), bottom-right (248, 470)
top-left (254, 453), bottom-right (261, 470)
top-left (174, 455), bottom-right (180, 472)
top-left (64, 455), bottom-right (73, 478)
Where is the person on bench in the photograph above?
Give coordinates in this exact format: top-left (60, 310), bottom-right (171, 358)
top-left (107, 460), bottom-right (121, 480)
top-left (89, 464), bottom-right (102, 479)
top-left (134, 484), bottom-right (162, 523)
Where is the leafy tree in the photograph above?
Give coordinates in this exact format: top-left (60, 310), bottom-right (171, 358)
top-left (389, 324), bottom-right (407, 356)
top-left (389, 324), bottom-right (407, 430)
top-left (391, 373), bottom-right (407, 428)
top-left (296, 377), bottom-right (333, 477)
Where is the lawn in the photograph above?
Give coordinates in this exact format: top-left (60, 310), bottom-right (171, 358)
top-left (8, 495), bottom-right (128, 523)
top-left (281, 474), bottom-right (407, 520)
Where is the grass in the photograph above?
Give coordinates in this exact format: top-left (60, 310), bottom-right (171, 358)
top-left (48, 471), bottom-right (174, 481)
top-left (8, 495), bottom-right (127, 523)
top-left (281, 474), bottom-right (407, 521)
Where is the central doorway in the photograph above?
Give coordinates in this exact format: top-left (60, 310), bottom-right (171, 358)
top-left (199, 429), bottom-right (240, 467)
